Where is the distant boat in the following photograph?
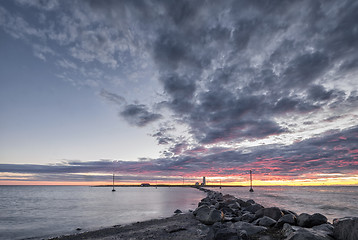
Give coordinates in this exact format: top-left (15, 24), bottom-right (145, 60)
top-left (112, 173), bottom-right (116, 192)
top-left (249, 170), bottom-right (254, 192)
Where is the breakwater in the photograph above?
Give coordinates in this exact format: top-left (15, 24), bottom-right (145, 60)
top-left (194, 187), bottom-right (357, 240)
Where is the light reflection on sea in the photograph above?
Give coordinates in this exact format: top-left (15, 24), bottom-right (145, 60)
top-left (0, 186), bottom-right (205, 240)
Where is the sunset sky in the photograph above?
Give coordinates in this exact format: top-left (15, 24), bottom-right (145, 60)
top-left (0, 0), bottom-right (357, 186)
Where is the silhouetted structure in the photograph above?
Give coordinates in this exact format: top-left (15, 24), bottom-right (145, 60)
top-left (112, 173), bottom-right (116, 192)
top-left (249, 170), bottom-right (254, 192)
top-left (201, 176), bottom-right (206, 186)
top-left (141, 183), bottom-right (150, 187)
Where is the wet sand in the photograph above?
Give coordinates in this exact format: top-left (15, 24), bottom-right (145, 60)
top-left (50, 213), bottom-right (211, 240)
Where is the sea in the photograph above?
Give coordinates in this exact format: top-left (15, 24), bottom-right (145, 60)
top-left (0, 185), bottom-right (357, 240)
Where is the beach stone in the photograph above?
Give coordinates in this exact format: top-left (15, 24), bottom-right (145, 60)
top-left (255, 207), bottom-right (284, 221)
top-left (285, 227), bottom-right (334, 240)
top-left (282, 209), bottom-right (298, 217)
top-left (246, 199), bottom-right (255, 204)
top-left (244, 203), bottom-right (264, 214)
top-left (333, 217), bottom-right (358, 240)
top-left (234, 221), bottom-right (267, 236)
top-left (174, 209), bottom-right (182, 214)
top-left (307, 213), bottom-right (327, 227)
top-left (256, 216), bottom-right (277, 227)
top-left (196, 206), bottom-right (224, 225)
top-left (228, 202), bottom-right (241, 210)
top-left (194, 205), bottom-right (210, 216)
top-left (282, 223), bottom-right (300, 237)
top-left (312, 223), bottom-right (334, 236)
top-left (240, 213), bottom-right (255, 222)
top-left (237, 199), bottom-right (251, 208)
top-left (297, 213), bottom-right (311, 227)
top-left (298, 213), bottom-right (327, 228)
top-left (276, 214), bottom-right (297, 228)
top-left (214, 227), bottom-right (238, 240)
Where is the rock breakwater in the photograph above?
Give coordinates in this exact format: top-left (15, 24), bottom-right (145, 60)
top-left (194, 187), bottom-right (357, 240)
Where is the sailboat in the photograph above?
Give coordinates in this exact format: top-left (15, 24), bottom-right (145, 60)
top-left (249, 170), bottom-right (254, 192)
top-left (112, 173), bottom-right (116, 192)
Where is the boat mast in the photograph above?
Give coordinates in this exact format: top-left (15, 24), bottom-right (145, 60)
top-left (249, 170), bottom-right (254, 192)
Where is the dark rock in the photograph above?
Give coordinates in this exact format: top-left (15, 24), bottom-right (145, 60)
top-left (234, 221), bottom-right (267, 236)
top-left (237, 199), bottom-right (251, 208)
top-left (333, 217), bottom-right (358, 240)
top-left (282, 209), bottom-right (298, 217)
top-left (256, 216), bottom-right (277, 227)
top-left (282, 223), bottom-right (302, 238)
top-left (285, 227), bottom-right (334, 240)
top-left (276, 214), bottom-right (297, 228)
top-left (221, 206), bottom-right (235, 215)
top-left (255, 207), bottom-right (284, 221)
top-left (196, 206), bottom-right (224, 225)
top-left (76, 228), bottom-right (81, 231)
top-left (312, 223), bottom-right (334, 236)
top-left (307, 213), bottom-right (327, 227)
top-left (246, 199), bottom-right (255, 204)
top-left (194, 205), bottom-right (210, 216)
top-left (244, 203), bottom-right (264, 214)
top-left (174, 209), bottom-right (182, 214)
top-left (215, 202), bottom-right (227, 210)
top-left (228, 202), bottom-right (241, 210)
top-left (240, 213), bottom-right (255, 222)
top-left (214, 227), bottom-right (238, 240)
top-left (297, 213), bottom-right (311, 227)
top-left (298, 213), bottom-right (327, 228)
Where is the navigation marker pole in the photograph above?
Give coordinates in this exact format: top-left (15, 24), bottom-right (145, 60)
top-left (112, 173), bottom-right (116, 192)
top-left (249, 170), bottom-right (254, 192)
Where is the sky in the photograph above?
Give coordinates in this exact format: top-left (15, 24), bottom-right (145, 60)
top-left (0, 0), bottom-right (357, 186)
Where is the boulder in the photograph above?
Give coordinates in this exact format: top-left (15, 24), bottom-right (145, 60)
top-left (174, 209), bottom-right (182, 214)
top-left (194, 205), bottom-right (210, 216)
top-left (276, 214), bottom-right (297, 228)
top-left (333, 217), bottom-right (358, 240)
top-left (297, 213), bottom-right (327, 228)
top-left (214, 227), bottom-right (238, 240)
top-left (282, 209), bottom-right (298, 217)
top-left (195, 206), bottom-right (224, 225)
top-left (228, 202), bottom-right (241, 210)
top-left (244, 203), bottom-right (264, 214)
top-left (246, 199), bottom-right (255, 205)
top-left (297, 213), bottom-right (310, 227)
top-left (240, 213), bottom-right (255, 222)
top-left (285, 227), bottom-right (334, 240)
top-left (234, 221), bottom-right (267, 236)
top-left (237, 199), bottom-right (252, 208)
top-left (312, 223), bottom-right (334, 236)
top-left (307, 213), bottom-right (327, 227)
top-left (282, 223), bottom-right (302, 238)
top-left (255, 207), bottom-right (284, 221)
top-left (256, 216), bottom-right (277, 227)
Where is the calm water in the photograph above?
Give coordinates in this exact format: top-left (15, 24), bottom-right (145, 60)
top-left (0, 186), bottom-right (357, 240)
top-left (0, 186), bottom-right (205, 240)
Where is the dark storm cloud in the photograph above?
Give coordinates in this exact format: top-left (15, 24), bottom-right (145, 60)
top-left (55, 0), bottom-right (358, 144)
top-left (120, 104), bottom-right (162, 127)
top-left (100, 89), bottom-right (161, 127)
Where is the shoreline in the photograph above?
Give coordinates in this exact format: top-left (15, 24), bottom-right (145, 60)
top-left (49, 187), bottom-right (357, 240)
